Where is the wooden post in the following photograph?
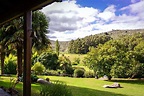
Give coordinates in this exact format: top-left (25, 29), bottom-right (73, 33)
top-left (23, 11), bottom-right (32, 96)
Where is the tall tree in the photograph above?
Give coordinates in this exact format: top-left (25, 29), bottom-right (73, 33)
top-left (55, 39), bottom-right (60, 56)
top-left (32, 11), bottom-right (51, 51)
top-left (6, 17), bottom-right (24, 77)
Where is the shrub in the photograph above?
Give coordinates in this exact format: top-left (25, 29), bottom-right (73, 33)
top-left (84, 71), bottom-right (95, 78)
top-left (40, 81), bottom-right (72, 96)
top-left (31, 62), bottom-right (46, 75)
top-left (65, 67), bottom-right (74, 76)
top-left (19, 74), bottom-right (39, 83)
top-left (45, 70), bottom-right (61, 76)
top-left (59, 55), bottom-right (74, 76)
top-left (4, 54), bottom-right (17, 74)
top-left (31, 74), bottom-right (39, 82)
top-left (73, 66), bottom-right (85, 71)
top-left (35, 52), bottom-right (59, 70)
top-left (74, 69), bottom-right (85, 78)
top-left (72, 57), bottom-right (80, 65)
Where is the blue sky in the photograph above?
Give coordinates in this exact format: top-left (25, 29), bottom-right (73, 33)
top-left (41, 0), bottom-right (144, 41)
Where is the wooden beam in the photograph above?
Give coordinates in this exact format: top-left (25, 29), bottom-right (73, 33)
top-left (0, 0), bottom-right (62, 26)
top-left (23, 11), bottom-right (32, 96)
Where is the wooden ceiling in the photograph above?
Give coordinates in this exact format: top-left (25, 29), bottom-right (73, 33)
top-left (0, 0), bottom-right (61, 26)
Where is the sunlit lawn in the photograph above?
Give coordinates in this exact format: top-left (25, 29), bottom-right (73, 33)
top-left (0, 75), bottom-right (144, 96)
top-left (63, 54), bottom-right (86, 65)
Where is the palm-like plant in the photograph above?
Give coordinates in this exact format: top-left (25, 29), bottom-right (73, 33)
top-left (32, 11), bottom-right (51, 51)
top-left (0, 10), bottom-right (50, 77)
top-left (6, 17), bottom-right (24, 77)
top-left (0, 23), bottom-right (16, 74)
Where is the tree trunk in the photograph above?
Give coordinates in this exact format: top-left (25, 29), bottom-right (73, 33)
top-left (108, 75), bottom-right (112, 80)
top-left (131, 73), bottom-right (137, 79)
top-left (0, 46), bottom-right (5, 75)
top-left (17, 45), bottom-right (23, 78)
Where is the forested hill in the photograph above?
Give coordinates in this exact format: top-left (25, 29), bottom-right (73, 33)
top-left (50, 29), bottom-right (144, 53)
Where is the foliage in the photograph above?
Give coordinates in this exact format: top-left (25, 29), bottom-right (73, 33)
top-left (0, 10), bottom-right (50, 77)
top-left (55, 39), bottom-right (60, 56)
top-left (35, 51), bottom-right (59, 70)
top-left (18, 74), bottom-right (39, 83)
top-left (84, 33), bottom-right (144, 79)
top-left (9, 77), bottom-right (19, 89)
top-left (31, 62), bottom-right (46, 75)
top-left (40, 81), bottom-right (72, 96)
top-left (64, 66), bottom-right (74, 76)
top-left (45, 69), bottom-right (61, 76)
top-left (68, 35), bottom-right (112, 54)
top-left (32, 11), bottom-right (51, 51)
top-left (74, 69), bottom-right (85, 78)
top-left (31, 74), bottom-right (39, 82)
top-left (72, 57), bottom-right (80, 65)
top-left (84, 71), bottom-right (95, 78)
top-left (4, 54), bottom-right (17, 74)
top-left (31, 50), bottom-right (39, 65)
top-left (59, 54), bottom-right (73, 75)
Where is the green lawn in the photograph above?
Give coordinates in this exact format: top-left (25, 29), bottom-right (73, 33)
top-left (0, 75), bottom-right (144, 96)
top-left (63, 54), bottom-right (86, 65)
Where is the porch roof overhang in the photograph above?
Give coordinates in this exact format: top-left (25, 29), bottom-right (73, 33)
top-left (0, 0), bottom-right (61, 26)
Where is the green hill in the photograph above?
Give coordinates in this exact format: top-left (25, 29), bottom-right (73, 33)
top-left (50, 29), bottom-right (144, 53)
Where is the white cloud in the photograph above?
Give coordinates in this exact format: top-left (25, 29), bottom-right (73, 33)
top-left (98, 5), bottom-right (116, 21)
top-left (131, 0), bottom-right (142, 3)
top-left (121, 0), bottom-right (144, 14)
top-left (131, 0), bottom-right (137, 3)
top-left (42, 0), bottom-right (144, 41)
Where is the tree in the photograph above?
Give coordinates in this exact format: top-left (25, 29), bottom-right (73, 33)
top-left (84, 33), bottom-right (144, 79)
top-left (35, 51), bottom-right (59, 70)
top-left (5, 17), bottom-right (24, 77)
top-left (68, 34), bottom-right (112, 54)
top-left (0, 10), bottom-right (50, 77)
top-left (68, 40), bottom-right (75, 53)
top-left (32, 11), bottom-right (51, 51)
top-left (55, 39), bottom-right (60, 56)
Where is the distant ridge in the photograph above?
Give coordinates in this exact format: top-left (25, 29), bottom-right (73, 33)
top-left (50, 29), bottom-right (144, 52)
top-left (103, 29), bottom-right (144, 39)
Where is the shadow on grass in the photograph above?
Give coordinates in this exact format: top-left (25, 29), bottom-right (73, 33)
top-left (0, 80), bottom-right (41, 96)
top-left (69, 85), bottom-right (126, 96)
top-left (0, 79), bottom-right (128, 96)
top-left (109, 79), bottom-right (144, 85)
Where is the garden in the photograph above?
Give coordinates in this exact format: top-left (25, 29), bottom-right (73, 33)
top-left (1, 10), bottom-right (144, 96)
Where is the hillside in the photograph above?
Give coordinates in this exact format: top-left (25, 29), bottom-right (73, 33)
top-left (50, 29), bottom-right (144, 52)
top-left (102, 29), bottom-right (144, 39)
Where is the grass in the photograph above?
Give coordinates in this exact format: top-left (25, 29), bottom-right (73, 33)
top-left (62, 53), bottom-right (91, 71)
top-left (0, 76), bottom-right (40, 96)
top-left (0, 75), bottom-right (144, 96)
top-left (39, 76), bottom-right (144, 96)
top-left (63, 54), bottom-right (86, 65)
